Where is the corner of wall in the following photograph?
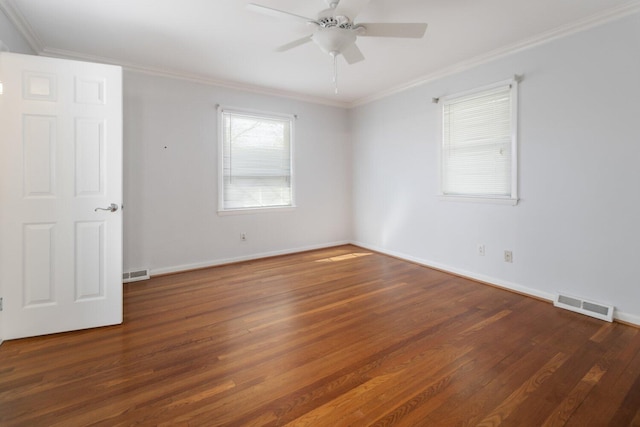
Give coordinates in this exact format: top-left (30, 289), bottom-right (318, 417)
top-left (0, 297), bottom-right (4, 346)
top-left (0, 4), bottom-right (38, 54)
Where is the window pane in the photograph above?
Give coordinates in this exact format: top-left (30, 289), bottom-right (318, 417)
top-left (441, 84), bottom-right (515, 198)
top-left (221, 110), bottom-right (293, 210)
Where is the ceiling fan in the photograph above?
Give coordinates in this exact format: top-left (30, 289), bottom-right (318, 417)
top-left (247, 0), bottom-right (428, 93)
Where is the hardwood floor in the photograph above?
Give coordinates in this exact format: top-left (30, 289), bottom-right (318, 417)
top-left (1, 245), bottom-right (640, 426)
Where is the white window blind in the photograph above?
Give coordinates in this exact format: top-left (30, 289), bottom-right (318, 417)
top-left (441, 81), bottom-right (517, 201)
top-left (219, 108), bottom-right (293, 211)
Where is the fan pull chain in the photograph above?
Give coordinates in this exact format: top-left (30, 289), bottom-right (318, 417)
top-left (331, 51), bottom-right (338, 95)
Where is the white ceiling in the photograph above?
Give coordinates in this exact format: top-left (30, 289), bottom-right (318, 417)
top-left (2, 0), bottom-right (639, 106)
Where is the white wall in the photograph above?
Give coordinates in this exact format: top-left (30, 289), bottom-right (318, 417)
top-left (3, 5), bottom-right (639, 330)
top-left (351, 13), bottom-right (640, 323)
top-left (123, 71), bottom-right (352, 275)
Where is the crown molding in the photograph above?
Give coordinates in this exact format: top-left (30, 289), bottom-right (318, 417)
top-left (349, 1), bottom-right (640, 107)
top-left (0, 0), bottom-right (348, 108)
top-left (0, 0), bottom-right (43, 53)
top-left (38, 46), bottom-right (350, 108)
top-left (3, 0), bottom-right (639, 109)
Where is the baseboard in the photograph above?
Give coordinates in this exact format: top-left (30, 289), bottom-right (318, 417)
top-left (143, 239), bottom-right (639, 327)
top-left (149, 240), bottom-right (351, 277)
top-left (614, 311), bottom-right (640, 327)
top-left (350, 240), bottom-right (640, 327)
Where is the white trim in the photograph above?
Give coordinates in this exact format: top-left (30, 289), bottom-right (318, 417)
top-left (218, 105), bottom-right (224, 214)
top-left (0, 0), bottom-right (43, 53)
top-left (351, 241), bottom-right (555, 302)
top-left (146, 240), bottom-right (640, 326)
top-left (351, 240), bottom-right (640, 326)
top-left (439, 78), bottom-right (514, 102)
top-left (149, 240), bottom-right (350, 276)
top-left (511, 79), bottom-right (519, 201)
top-left (438, 195), bottom-right (519, 206)
top-left (41, 47), bottom-right (351, 109)
top-left (217, 105), bottom-right (296, 122)
top-left (2, 0), bottom-right (637, 108)
top-left (217, 105), bottom-right (295, 214)
top-left (217, 206), bottom-right (296, 216)
top-left (440, 78), bottom-right (518, 202)
top-left (614, 311), bottom-right (640, 326)
top-left (350, 2), bottom-right (640, 107)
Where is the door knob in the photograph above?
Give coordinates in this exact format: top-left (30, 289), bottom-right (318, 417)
top-left (94, 203), bottom-right (119, 212)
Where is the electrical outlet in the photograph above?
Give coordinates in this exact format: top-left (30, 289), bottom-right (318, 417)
top-left (477, 244), bottom-right (485, 256)
top-left (504, 250), bottom-right (513, 263)
top-left (240, 232), bottom-right (247, 241)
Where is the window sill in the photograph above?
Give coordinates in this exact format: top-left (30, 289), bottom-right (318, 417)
top-left (218, 206), bottom-right (296, 216)
top-left (438, 195), bottom-right (519, 206)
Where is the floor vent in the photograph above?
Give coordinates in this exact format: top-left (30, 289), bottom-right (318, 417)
top-left (123, 269), bottom-right (150, 283)
top-left (554, 293), bottom-right (613, 322)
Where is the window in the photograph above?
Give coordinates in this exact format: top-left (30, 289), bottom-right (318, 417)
top-left (441, 79), bottom-right (518, 204)
top-left (218, 107), bottom-right (294, 212)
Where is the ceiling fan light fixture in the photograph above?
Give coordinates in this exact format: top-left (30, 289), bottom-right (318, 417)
top-left (311, 27), bottom-right (357, 55)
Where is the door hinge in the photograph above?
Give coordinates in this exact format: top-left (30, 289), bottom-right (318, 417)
top-left (0, 297), bottom-right (3, 312)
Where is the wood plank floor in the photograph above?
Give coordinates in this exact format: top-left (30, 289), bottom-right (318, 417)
top-left (1, 245), bottom-right (640, 426)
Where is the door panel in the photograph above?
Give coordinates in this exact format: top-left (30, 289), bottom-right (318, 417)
top-left (23, 114), bottom-right (57, 197)
top-left (23, 223), bottom-right (56, 307)
top-left (0, 52), bottom-right (123, 340)
top-left (75, 221), bottom-right (105, 300)
top-left (75, 118), bottom-right (105, 196)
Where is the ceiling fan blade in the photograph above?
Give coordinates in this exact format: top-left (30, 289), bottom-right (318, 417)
top-left (333, 0), bottom-right (371, 19)
top-left (246, 3), bottom-right (314, 23)
top-left (342, 42), bottom-right (365, 64)
top-left (276, 35), bottom-right (313, 52)
top-left (358, 23), bottom-right (428, 38)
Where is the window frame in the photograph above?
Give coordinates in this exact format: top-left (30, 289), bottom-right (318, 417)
top-left (438, 78), bottom-right (519, 206)
top-left (217, 105), bottom-right (296, 215)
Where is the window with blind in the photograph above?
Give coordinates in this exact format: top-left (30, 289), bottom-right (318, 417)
top-left (218, 107), bottom-right (294, 212)
top-left (441, 79), bottom-right (518, 204)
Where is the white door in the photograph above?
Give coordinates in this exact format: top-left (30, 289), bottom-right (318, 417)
top-left (0, 52), bottom-right (123, 340)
